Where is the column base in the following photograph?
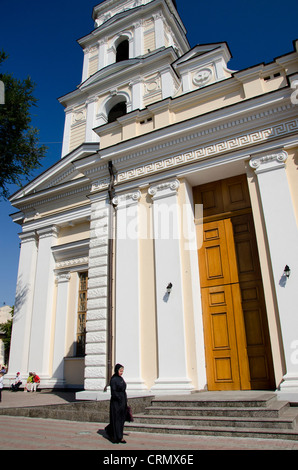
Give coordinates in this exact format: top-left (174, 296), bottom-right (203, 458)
top-left (151, 377), bottom-right (194, 395)
top-left (126, 378), bottom-right (148, 394)
top-left (276, 373), bottom-right (298, 403)
top-left (76, 388), bottom-right (153, 401)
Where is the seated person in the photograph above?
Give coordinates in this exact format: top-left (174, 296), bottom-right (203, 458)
top-left (10, 372), bottom-right (22, 391)
top-left (24, 372), bottom-right (34, 392)
top-left (32, 372), bottom-right (40, 392)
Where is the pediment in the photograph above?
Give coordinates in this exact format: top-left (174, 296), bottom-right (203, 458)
top-left (173, 43), bottom-right (231, 69)
top-left (9, 143), bottom-right (99, 206)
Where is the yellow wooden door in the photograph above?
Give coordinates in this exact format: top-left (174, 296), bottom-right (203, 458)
top-left (232, 214), bottom-right (275, 390)
top-left (199, 218), bottom-right (250, 390)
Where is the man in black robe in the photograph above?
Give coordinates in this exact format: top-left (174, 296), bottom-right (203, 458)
top-left (105, 363), bottom-right (127, 443)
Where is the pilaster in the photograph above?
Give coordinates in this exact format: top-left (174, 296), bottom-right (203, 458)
top-left (28, 226), bottom-right (59, 383)
top-left (61, 108), bottom-right (72, 158)
top-left (8, 231), bottom-right (38, 377)
top-left (113, 190), bottom-right (147, 392)
top-left (249, 150), bottom-right (298, 396)
top-left (85, 98), bottom-right (100, 143)
top-left (148, 178), bottom-right (193, 393)
top-left (52, 272), bottom-right (71, 387)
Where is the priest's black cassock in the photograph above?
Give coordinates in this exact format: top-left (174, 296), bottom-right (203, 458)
top-left (105, 364), bottom-right (127, 443)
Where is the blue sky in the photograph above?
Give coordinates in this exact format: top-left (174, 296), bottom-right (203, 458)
top-left (0, 0), bottom-right (297, 307)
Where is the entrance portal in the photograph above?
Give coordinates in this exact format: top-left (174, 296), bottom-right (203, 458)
top-left (193, 175), bottom-right (275, 391)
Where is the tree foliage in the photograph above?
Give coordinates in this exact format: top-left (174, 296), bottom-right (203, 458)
top-left (0, 306), bottom-right (13, 364)
top-left (0, 51), bottom-right (47, 199)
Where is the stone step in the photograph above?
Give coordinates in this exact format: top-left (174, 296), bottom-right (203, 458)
top-left (145, 400), bottom-right (289, 418)
top-left (151, 392), bottom-right (277, 409)
top-left (125, 421), bottom-right (298, 441)
top-left (132, 406), bottom-right (298, 430)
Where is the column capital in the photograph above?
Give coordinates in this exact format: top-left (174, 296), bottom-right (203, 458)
top-left (112, 190), bottom-right (141, 209)
top-left (249, 150), bottom-right (288, 173)
top-left (37, 225), bottom-right (59, 239)
top-left (18, 230), bottom-right (38, 244)
top-left (55, 272), bottom-right (71, 284)
top-left (148, 178), bottom-right (180, 200)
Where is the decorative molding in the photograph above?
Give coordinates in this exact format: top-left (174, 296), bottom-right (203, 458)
top-left (193, 67), bottom-right (213, 87)
top-left (56, 257), bottom-right (89, 269)
top-left (91, 116), bottom-right (298, 191)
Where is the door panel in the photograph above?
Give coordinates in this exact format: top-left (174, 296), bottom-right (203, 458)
top-left (198, 220), bottom-right (232, 288)
top-left (201, 284), bottom-right (242, 390)
top-left (199, 219), bottom-right (250, 390)
top-left (240, 279), bottom-right (275, 389)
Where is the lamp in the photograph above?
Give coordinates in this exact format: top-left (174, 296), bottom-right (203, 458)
top-left (166, 283), bottom-right (173, 294)
top-left (284, 265), bottom-right (291, 278)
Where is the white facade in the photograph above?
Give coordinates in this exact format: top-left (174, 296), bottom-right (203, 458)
top-left (7, 0), bottom-right (298, 401)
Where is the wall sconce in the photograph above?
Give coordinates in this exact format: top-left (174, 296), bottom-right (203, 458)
top-left (166, 283), bottom-right (173, 294)
top-left (284, 265), bottom-right (291, 278)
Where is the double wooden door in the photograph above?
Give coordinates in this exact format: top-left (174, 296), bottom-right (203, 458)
top-left (194, 176), bottom-right (275, 391)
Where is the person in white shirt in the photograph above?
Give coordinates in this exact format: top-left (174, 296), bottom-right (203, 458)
top-left (10, 372), bottom-right (22, 391)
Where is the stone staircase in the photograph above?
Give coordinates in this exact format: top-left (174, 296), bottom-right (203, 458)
top-left (125, 392), bottom-right (298, 441)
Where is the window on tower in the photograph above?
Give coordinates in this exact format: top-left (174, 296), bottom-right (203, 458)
top-left (108, 101), bottom-right (127, 123)
top-left (116, 39), bottom-right (129, 62)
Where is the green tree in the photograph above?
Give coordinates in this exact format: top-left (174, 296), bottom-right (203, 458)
top-left (0, 306), bottom-right (13, 365)
top-left (0, 51), bottom-right (47, 199)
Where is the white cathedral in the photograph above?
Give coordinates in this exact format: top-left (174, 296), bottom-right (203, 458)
top-left (7, 0), bottom-right (298, 400)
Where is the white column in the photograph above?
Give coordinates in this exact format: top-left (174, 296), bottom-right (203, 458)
top-left (52, 272), bottom-right (71, 386)
top-left (149, 179), bottom-right (193, 393)
top-left (82, 48), bottom-right (90, 83)
top-left (61, 108), bottom-right (72, 158)
top-left (8, 231), bottom-right (38, 378)
top-left (113, 190), bottom-right (146, 392)
top-left (28, 226), bottom-right (59, 384)
top-left (153, 12), bottom-right (165, 49)
top-left (85, 98), bottom-right (99, 143)
top-left (98, 39), bottom-right (107, 70)
top-left (130, 78), bottom-right (143, 111)
top-left (161, 69), bottom-right (174, 99)
top-left (250, 150), bottom-right (298, 396)
top-left (133, 21), bottom-right (143, 57)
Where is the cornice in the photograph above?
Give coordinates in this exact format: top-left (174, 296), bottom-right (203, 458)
top-left (86, 0), bottom-right (186, 47)
top-left (12, 91), bottom-right (298, 215)
top-left (21, 205), bottom-right (91, 233)
top-left (60, 47), bottom-right (178, 106)
top-left (91, 114), bottom-right (298, 193)
top-left (9, 143), bottom-right (98, 204)
top-left (52, 238), bottom-right (90, 262)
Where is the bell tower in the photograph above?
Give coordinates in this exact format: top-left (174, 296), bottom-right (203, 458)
top-left (59, 0), bottom-right (189, 156)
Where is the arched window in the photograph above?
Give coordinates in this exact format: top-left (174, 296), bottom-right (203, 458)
top-left (116, 39), bottom-right (129, 63)
top-left (108, 101), bottom-right (127, 123)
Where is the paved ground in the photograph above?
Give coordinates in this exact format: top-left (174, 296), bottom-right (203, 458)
top-left (1, 390), bottom-right (298, 450)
